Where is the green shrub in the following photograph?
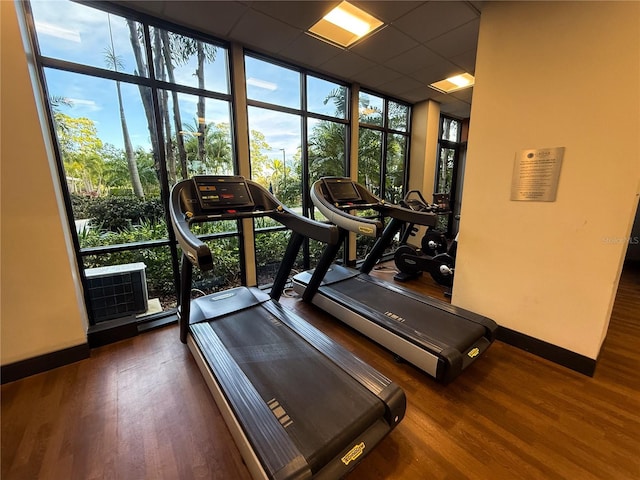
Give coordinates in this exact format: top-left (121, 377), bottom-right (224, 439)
top-left (255, 230), bottom-right (290, 267)
top-left (84, 195), bottom-right (164, 231)
top-left (80, 222), bottom-right (242, 296)
top-left (109, 187), bottom-right (134, 196)
top-left (70, 194), bottom-right (93, 219)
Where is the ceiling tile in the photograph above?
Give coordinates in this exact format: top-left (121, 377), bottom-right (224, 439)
top-left (278, 32), bottom-right (342, 69)
top-left (393, 1), bottom-right (479, 44)
top-left (450, 49), bottom-right (477, 74)
top-left (352, 64), bottom-right (403, 88)
top-left (436, 95), bottom-right (473, 118)
top-left (409, 60), bottom-right (463, 85)
top-left (377, 75), bottom-right (425, 95)
top-left (114, 1), bottom-right (167, 17)
top-left (229, 9), bottom-right (301, 53)
top-left (426, 19), bottom-right (480, 58)
top-left (249, 1), bottom-right (338, 29)
top-left (450, 87), bottom-right (474, 104)
top-left (350, 25), bottom-right (419, 63)
top-left (399, 88), bottom-right (435, 104)
top-left (384, 45), bottom-right (443, 75)
top-left (352, 1), bottom-right (425, 23)
top-left (161, 1), bottom-right (250, 38)
top-left (318, 51), bottom-right (376, 78)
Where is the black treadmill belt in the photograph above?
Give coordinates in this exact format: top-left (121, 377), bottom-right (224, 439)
top-left (330, 276), bottom-right (485, 352)
top-left (208, 306), bottom-right (384, 472)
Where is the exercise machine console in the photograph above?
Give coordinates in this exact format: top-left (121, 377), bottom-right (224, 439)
top-left (170, 175), bottom-right (406, 480)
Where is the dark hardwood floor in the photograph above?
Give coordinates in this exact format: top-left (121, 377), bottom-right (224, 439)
top-left (2, 263), bottom-right (639, 479)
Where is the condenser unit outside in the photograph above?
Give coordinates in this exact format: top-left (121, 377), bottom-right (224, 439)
top-left (85, 262), bottom-right (148, 323)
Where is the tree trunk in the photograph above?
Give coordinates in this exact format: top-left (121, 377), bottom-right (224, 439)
top-left (161, 30), bottom-right (188, 180)
top-left (127, 20), bottom-right (161, 183)
top-left (161, 89), bottom-right (176, 184)
top-left (152, 29), bottom-right (177, 186)
top-left (116, 81), bottom-right (144, 198)
top-left (196, 42), bottom-right (206, 164)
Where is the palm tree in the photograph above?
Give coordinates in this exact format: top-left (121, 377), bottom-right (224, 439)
top-left (308, 121), bottom-right (346, 182)
top-left (160, 29), bottom-right (187, 180)
top-left (106, 15), bottom-right (143, 198)
top-left (182, 120), bottom-right (233, 175)
top-left (168, 35), bottom-right (217, 166)
top-left (126, 19), bottom-right (161, 184)
top-left (127, 24), bottom-right (218, 183)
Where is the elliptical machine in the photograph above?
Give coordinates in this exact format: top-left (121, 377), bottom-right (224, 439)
top-left (393, 190), bottom-right (457, 296)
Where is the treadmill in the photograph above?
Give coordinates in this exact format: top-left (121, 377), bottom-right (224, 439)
top-left (169, 175), bottom-right (405, 480)
top-left (292, 177), bottom-right (497, 384)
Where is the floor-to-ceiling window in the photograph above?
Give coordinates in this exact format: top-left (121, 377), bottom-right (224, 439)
top-left (245, 54), bottom-right (350, 282)
top-left (435, 115), bottom-right (462, 235)
top-left (357, 90), bottom-right (411, 260)
top-left (27, 0), bottom-right (236, 325)
top-left (23, 0), bottom-right (411, 328)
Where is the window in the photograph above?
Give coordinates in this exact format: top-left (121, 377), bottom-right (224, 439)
top-left (28, 0), bottom-right (234, 325)
top-left (245, 56), bottom-right (300, 109)
top-left (23, 0), bottom-right (411, 329)
top-left (246, 54), bottom-right (351, 282)
top-left (357, 92), bottom-right (410, 259)
top-left (435, 115), bottom-right (462, 234)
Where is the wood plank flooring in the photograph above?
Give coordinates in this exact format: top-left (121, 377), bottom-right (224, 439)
top-left (2, 263), bottom-right (639, 479)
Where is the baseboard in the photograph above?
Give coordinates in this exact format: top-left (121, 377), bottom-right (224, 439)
top-left (1, 343), bottom-right (90, 385)
top-left (623, 259), bottom-right (640, 271)
top-left (87, 315), bottom-right (139, 348)
top-left (1, 314), bottom-right (177, 384)
top-left (497, 326), bottom-right (597, 376)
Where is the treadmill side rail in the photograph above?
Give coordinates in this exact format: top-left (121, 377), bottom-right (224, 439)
top-left (170, 176), bottom-right (407, 479)
top-left (191, 322), bottom-right (311, 480)
top-left (292, 267), bottom-right (498, 384)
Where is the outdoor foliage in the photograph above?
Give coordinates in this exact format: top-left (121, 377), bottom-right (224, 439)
top-left (41, 3), bottom-right (411, 307)
top-left (74, 194), bottom-right (164, 231)
top-left (81, 220), bottom-right (242, 297)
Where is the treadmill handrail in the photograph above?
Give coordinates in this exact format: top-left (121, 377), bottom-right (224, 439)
top-left (170, 176), bottom-right (340, 271)
top-left (311, 178), bottom-right (438, 237)
top-left (170, 180), bottom-right (213, 271)
top-left (311, 180), bottom-right (383, 238)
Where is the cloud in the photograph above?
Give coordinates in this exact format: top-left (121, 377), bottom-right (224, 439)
top-left (247, 77), bottom-right (278, 91)
top-left (66, 98), bottom-right (101, 112)
top-left (33, 21), bottom-right (81, 43)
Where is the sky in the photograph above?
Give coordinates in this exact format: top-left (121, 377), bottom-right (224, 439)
top-left (30, 0), bottom-right (347, 162)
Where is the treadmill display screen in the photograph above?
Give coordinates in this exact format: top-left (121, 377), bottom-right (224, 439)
top-left (193, 177), bottom-right (255, 210)
top-left (323, 178), bottom-right (362, 203)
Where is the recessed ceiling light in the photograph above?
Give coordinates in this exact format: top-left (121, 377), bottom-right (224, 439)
top-left (429, 73), bottom-right (475, 93)
top-left (308, 1), bottom-right (384, 48)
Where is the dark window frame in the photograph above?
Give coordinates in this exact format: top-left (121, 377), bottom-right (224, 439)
top-left (435, 115), bottom-right (463, 236)
top-left (21, 0), bottom-right (413, 323)
top-left (23, 0), bottom-right (238, 325)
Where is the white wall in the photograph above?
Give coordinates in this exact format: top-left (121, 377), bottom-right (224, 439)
top-left (454, 1), bottom-right (640, 359)
top-left (1, 1), bottom-right (87, 365)
top-left (409, 99), bottom-right (440, 196)
top-left (408, 100), bottom-right (441, 245)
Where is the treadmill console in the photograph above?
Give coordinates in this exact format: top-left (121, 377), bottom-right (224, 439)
top-left (322, 177), bottom-right (362, 204)
top-left (193, 176), bottom-right (255, 211)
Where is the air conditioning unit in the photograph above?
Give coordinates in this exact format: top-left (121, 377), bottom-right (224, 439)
top-left (85, 263), bottom-right (148, 323)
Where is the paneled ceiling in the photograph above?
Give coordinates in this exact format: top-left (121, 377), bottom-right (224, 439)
top-left (116, 1), bottom-right (483, 118)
